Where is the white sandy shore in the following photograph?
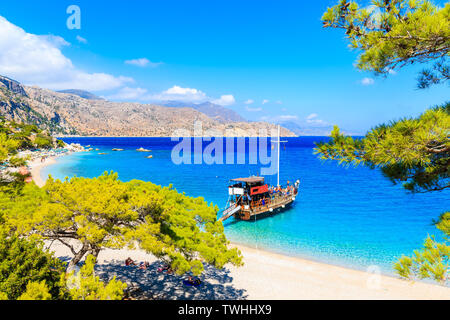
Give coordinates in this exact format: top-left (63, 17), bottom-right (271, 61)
top-left (29, 157), bottom-right (57, 187)
top-left (46, 240), bottom-right (450, 300)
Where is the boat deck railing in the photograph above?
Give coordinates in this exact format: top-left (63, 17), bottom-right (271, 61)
top-left (248, 193), bottom-right (295, 214)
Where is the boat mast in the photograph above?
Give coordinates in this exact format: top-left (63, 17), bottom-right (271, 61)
top-left (277, 125), bottom-right (280, 187)
top-left (272, 125), bottom-right (286, 187)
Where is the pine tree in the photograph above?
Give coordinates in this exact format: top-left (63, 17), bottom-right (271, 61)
top-left (319, 0), bottom-right (449, 282)
top-left (1, 172), bottom-right (243, 275)
top-left (322, 0), bottom-right (449, 88)
top-left (65, 255), bottom-right (126, 300)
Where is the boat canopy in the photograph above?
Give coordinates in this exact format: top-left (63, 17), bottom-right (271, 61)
top-left (230, 176), bottom-right (264, 184)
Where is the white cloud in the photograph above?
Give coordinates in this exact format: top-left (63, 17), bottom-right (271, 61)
top-left (279, 115), bottom-right (298, 121)
top-left (154, 85), bottom-right (207, 102)
top-left (275, 100), bottom-right (283, 105)
top-left (40, 35), bottom-right (70, 47)
top-left (308, 119), bottom-right (327, 125)
top-left (125, 58), bottom-right (162, 68)
top-left (260, 114), bottom-right (298, 122)
top-left (109, 85), bottom-right (209, 103)
top-left (387, 69), bottom-right (397, 75)
top-left (212, 94), bottom-right (235, 106)
top-left (244, 99), bottom-right (254, 105)
top-left (245, 106), bottom-right (262, 112)
top-left (361, 77), bottom-right (375, 86)
top-left (262, 99), bottom-right (269, 104)
top-left (306, 113), bottom-right (328, 126)
top-left (0, 16), bottom-right (133, 91)
top-left (107, 84), bottom-right (236, 107)
top-left (76, 35), bottom-right (87, 44)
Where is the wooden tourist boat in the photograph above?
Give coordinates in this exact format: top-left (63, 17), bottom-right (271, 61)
top-left (219, 125), bottom-right (300, 222)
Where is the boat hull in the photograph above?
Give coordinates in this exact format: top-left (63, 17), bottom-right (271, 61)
top-left (234, 196), bottom-right (296, 221)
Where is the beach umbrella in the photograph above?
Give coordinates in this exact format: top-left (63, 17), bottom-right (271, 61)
top-left (18, 166), bottom-right (29, 176)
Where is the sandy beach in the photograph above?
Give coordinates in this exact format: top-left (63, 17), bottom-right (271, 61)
top-left (46, 241), bottom-right (450, 300)
top-left (29, 156), bottom-right (57, 187)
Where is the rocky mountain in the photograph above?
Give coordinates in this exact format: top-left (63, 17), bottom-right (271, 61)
top-left (0, 78), bottom-right (77, 135)
top-left (0, 76), bottom-right (295, 137)
top-left (57, 89), bottom-right (104, 101)
top-left (161, 101), bottom-right (246, 123)
top-left (0, 75), bottom-right (28, 97)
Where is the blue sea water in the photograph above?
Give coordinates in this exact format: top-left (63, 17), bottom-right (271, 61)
top-left (42, 137), bottom-right (448, 275)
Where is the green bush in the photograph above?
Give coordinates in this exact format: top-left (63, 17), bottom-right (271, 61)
top-left (56, 139), bottom-right (66, 148)
top-left (0, 234), bottom-right (67, 300)
top-left (34, 134), bottom-right (53, 149)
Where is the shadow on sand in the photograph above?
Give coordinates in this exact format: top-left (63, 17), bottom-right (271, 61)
top-left (94, 260), bottom-right (248, 300)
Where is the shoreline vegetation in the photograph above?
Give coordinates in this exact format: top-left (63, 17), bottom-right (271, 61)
top-left (32, 154), bottom-right (450, 299)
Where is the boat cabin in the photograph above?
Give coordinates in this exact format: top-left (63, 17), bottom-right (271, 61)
top-left (221, 176), bottom-right (298, 221)
top-left (228, 176), bottom-right (269, 206)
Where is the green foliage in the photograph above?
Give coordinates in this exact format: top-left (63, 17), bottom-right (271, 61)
top-left (394, 212), bottom-right (449, 284)
top-left (0, 230), bottom-right (127, 300)
top-left (322, 0), bottom-right (449, 87)
top-left (0, 119), bottom-right (61, 188)
top-left (66, 255), bottom-right (126, 300)
top-left (34, 134), bottom-right (53, 149)
top-left (56, 139), bottom-right (66, 148)
top-left (1, 172), bottom-right (243, 275)
top-left (17, 281), bottom-right (52, 300)
top-left (0, 234), bottom-right (67, 300)
top-left (0, 119), bottom-right (59, 159)
top-left (7, 156), bottom-right (27, 168)
top-left (0, 133), bottom-right (19, 163)
top-left (317, 3), bottom-right (449, 280)
top-left (315, 103), bottom-right (449, 193)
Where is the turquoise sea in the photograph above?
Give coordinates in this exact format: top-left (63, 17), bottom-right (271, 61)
top-left (42, 137), bottom-right (448, 275)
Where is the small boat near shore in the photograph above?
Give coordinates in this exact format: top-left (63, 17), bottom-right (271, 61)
top-left (136, 147), bottom-right (151, 152)
top-left (112, 148), bottom-right (124, 151)
top-left (220, 177), bottom-right (299, 221)
top-left (219, 125), bottom-right (299, 222)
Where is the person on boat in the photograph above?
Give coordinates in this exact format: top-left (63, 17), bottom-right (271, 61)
top-left (295, 180), bottom-right (300, 189)
top-left (242, 193), bottom-right (248, 204)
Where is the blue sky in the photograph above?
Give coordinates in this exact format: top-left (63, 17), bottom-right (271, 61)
top-left (0, 0), bottom-right (448, 134)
